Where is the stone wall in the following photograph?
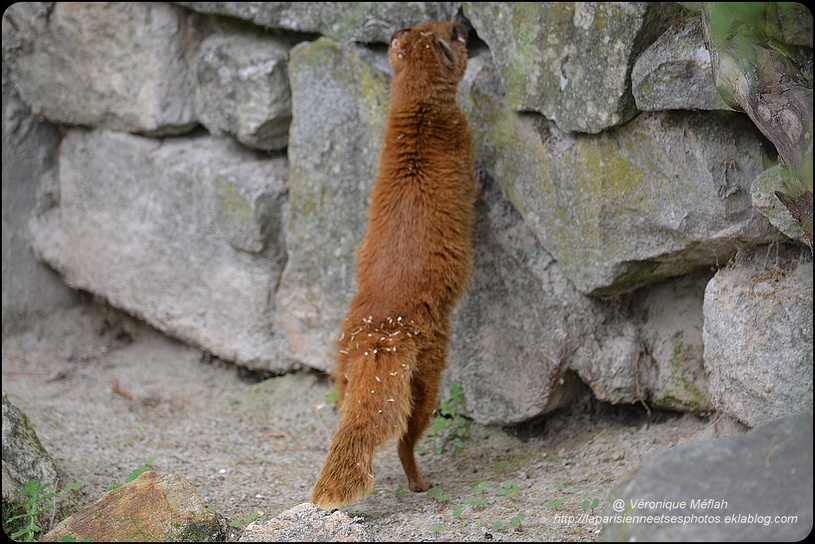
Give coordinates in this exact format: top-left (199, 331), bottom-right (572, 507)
top-left (2, 2), bottom-right (811, 427)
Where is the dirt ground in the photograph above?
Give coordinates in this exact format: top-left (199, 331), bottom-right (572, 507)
top-left (2, 299), bottom-right (744, 542)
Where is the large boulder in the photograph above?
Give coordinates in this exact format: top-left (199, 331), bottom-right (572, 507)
top-left (1, 392), bottom-right (60, 538)
top-left (602, 411), bottom-right (813, 541)
top-left (703, 245), bottom-right (813, 427)
top-left (5, 3), bottom-right (200, 135)
top-left (31, 129), bottom-right (293, 372)
top-left (40, 471), bottom-right (225, 542)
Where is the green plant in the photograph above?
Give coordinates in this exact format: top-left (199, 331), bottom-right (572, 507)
top-left (547, 498), bottom-right (563, 509)
top-left (553, 481), bottom-right (571, 491)
top-left (325, 385), bottom-right (338, 405)
top-left (104, 458), bottom-right (154, 492)
top-left (427, 383), bottom-right (469, 456)
top-left (426, 486), bottom-right (449, 504)
top-left (581, 497), bottom-right (600, 512)
top-left (466, 480), bottom-right (490, 508)
top-left (509, 511), bottom-right (526, 530)
top-left (394, 486), bottom-right (406, 499)
top-left (228, 512), bottom-right (262, 528)
top-left (496, 480), bottom-right (520, 497)
top-left (490, 511), bottom-right (526, 532)
top-left (7, 480), bottom-right (58, 542)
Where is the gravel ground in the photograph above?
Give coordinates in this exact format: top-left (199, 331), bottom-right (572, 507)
top-left (2, 300), bottom-right (741, 541)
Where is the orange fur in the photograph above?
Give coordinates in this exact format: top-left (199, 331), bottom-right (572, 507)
top-left (311, 21), bottom-right (477, 510)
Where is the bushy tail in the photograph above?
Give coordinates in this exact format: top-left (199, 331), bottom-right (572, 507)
top-left (311, 338), bottom-right (417, 509)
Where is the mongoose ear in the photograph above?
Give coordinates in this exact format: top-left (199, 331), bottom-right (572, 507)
top-left (451, 21), bottom-right (468, 45)
top-left (390, 28), bottom-right (410, 49)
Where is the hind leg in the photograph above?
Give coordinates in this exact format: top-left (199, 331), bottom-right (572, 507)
top-left (398, 341), bottom-right (446, 492)
top-left (333, 345), bottom-right (351, 410)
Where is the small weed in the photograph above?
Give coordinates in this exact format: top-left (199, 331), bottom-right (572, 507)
top-left (495, 481), bottom-right (520, 497)
top-left (8, 480), bottom-right (58, 542)
top-left (451, 504), bottom-right (465, 517)
top-left (325, 386), bottom-right (338, 405)
top-left (509, 511), bottom-right (526, 530)
top-left (488, 511), bottom-right (526, 533)
top-left (105, 458), bottom-right (154, 492)
top-left (553, 481), bottom-right (571, 491)
top-left (426, 486), bottom-right (449, 503)
top-left (58, 481), bottom-right (84, 510)
top-left (581, 498), bottom-right (600, 512)
top-left (493, 460), bottom-right (510, 473)
top-left (228, 512), bottom-right (262, 528)
top-left (427, 522), bottom-right (445, 533)
top-left (394, 486), bottom-right (406, 499)
top-left (466, 496), bottom-right (487, 508)
top-left (467, 480), bottom-right (490, 508)
top-left (547, 498), bottom-right (564, 509)
top-left (427, 383), bottom-right (468, 456)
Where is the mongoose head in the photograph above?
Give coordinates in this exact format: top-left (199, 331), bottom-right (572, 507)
top-left (388, 21), bottom-right (469, 83)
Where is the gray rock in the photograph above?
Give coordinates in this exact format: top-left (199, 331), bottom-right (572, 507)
top-left (4, 3), bottom-right (199, 135)
top-left (751, 164), bottom-right (809, 245)
top-left (458, 51), bottom-right (779, 296)
top-left (632, 17), bottom-right (735, 112)
top-left (629, 272), bottom-right (713, 413)
top-left (196, 33), bottom-right (292, 151)
top-left (177, 2), bottom-right (457, 43)
top-left (1, 53), bottom-right (78, 335)
top-left (31, 129), bottom-right (293, 372)
top-left (703, 245), bottom-right (813, 427)
top-left (1, 392), bottom-right (60, 538)
top-left (447, 181), bottom-right (593, 424)
top-left (464, 2), bottom-right (681, 133)
top-left (602, 411), bottom-right (813, 542)
top-left (239, 503), bottom-right (371, 542)
top-left (277, 38), bottom-right (390, 372)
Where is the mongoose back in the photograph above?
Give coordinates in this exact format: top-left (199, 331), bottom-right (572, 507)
top-left (311, 20), bottom-right (477, 510)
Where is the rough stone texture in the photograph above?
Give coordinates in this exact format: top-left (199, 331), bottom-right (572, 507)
top-left (1, 55), bottom-right (78, 335)
top-left (277, 38), bottom-right (390, 372)
top-left (703, 246), bottom-right (814, 427)
top-left (602, 411), bottom-right (813, 542)
top-left (447, 179), bottom-right (613, 423)
top-left (1, 392), bottom-right (60, 538)
top-left (629, 272), bottom-right (713, 413)
top-left (752, 163), bottom-right (809, 245)
top-left (3, 2), bottom-right (811, 428)
top-left (632, 17), bottom-right (735, 112)
top-left (5, 3), bottom-right (200, 136)
top-left (196, 32), bottom-right (292, 151)
top-left (459, 51), bottom-right (780, 296)
top-left (32, 129), bottom-right (293, 373)
top-left (177, 2), bottom-right (457, 43)
top-left (238, 503), bottom-right (371, 542)
top-left (464, 2), bottom-right (681, 134)
top-left (40, 471), bottom-right (225, 542)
